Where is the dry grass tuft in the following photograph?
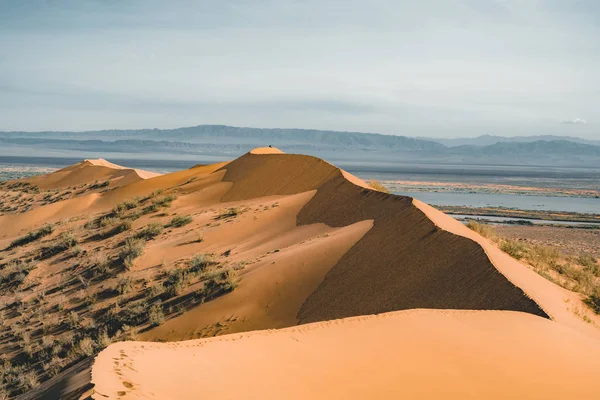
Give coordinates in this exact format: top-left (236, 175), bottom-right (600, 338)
top-left (368, 179), bottom-right (390, 194)
top-left (467, 220), bottom-right (600, 314)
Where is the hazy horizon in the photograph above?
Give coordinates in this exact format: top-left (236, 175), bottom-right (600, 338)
top-left (0, 122), bottom-right (598, 142)
top-left (1, 1), bottom-right (598, 139)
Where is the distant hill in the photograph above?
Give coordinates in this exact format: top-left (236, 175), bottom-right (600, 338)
top-left (425, 134), bottom-right (600, 148)
top-left (1, 125), bottom-right (599, 167)
top-left (0, 125), bottom-right (446, 152)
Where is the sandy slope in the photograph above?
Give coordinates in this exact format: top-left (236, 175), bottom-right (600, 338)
top-left (22, 159), bottom-right (159, 190)
top-left (92, 309), bottom-right (600, 400)
top-left (2, 148), bottom-right (599, 399)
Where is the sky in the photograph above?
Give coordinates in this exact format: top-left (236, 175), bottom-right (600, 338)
top-left (0, 0), bottom-right (599, 138)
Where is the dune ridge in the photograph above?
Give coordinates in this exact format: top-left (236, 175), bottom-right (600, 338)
top-left (91, 309), bottom-right (600, 400)
top-left (217, 151), bottom-right (547, 322)
top-left (21, 158), bottom-right (159, 190)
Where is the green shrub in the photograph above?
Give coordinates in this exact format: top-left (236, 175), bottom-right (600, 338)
top-left (153, 195), bottom-right (176, 208)
top-left (137, 222), bottom-right (163, 240)
top-left (500, 240), bottom-right (527, 260)
top-left (142, 203), bottom-right (159, 215)
top-left (170, 215), bottom-right (193, 228)
top-left (466, 220), bottom-right (497, 240)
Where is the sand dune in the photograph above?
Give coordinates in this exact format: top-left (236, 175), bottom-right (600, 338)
top-left (1, 148), bottom-right (598, 399)
top-left (92, 310), bottom-right (600, 400)
top-left (21, 158), bottom-right (159, 190)
top-left (218, 152), bottom-right (547, 321)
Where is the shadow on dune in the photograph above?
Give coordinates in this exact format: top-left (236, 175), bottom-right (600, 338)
top-left (218, 152), bottom-right (547, 323)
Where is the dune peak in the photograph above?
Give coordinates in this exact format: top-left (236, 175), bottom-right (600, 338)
top-left (249, 147), bottom-right (284, 154)
top-left (83, 158), bottom-right (128, 170)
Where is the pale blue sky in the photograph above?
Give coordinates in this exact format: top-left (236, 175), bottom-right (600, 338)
top-left (1, 0), bottom-right (598, 138)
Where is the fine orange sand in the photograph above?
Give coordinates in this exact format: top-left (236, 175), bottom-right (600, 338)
top-left (92, 310), bottom-right (600, 400)
top-left (2, 148), bottom-right (598, 399)
top-left (22, 158), bottom-right (159, 190)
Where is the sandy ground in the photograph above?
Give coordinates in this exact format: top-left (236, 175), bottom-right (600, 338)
top-left (496, 225), bottom-right (600, 256)
top-left (92, 309), bottom-right (600, 400)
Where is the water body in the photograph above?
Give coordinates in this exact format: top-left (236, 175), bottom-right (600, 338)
top-left (349, 164), bottom-right (599, 215)
top-left (393, 191), bottom-right (599, 214)
top-left (450, 214), bottom-right (600, 227)
top-left (2, 155), bottom-right (598, 214)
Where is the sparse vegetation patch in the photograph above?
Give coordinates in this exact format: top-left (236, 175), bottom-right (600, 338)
top-left (170, 215), bottom-right (193, 228)
top-left (8, 223), bottom-right (54, 249)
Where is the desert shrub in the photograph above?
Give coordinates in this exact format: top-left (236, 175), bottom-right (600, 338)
top-left (527, 245), bottom-right (561, 269)
top-left (223, 269), bottom-right (240, 291)
top-left (142, 203), bottom-right (159, 215)
top-left (71, 245), bottom-right (83, 257)
top-left (99, 216), bottom-right (119, 227)
top-left (153, 195), bottom-right (176, 208)
top-left (164, 268), bottom-right (189, 297)
top-left (113, 198), bottom-right (140, 217)
top-left (9, 223), bottom-right (54, 248)
top-left (18, 370), bottom-right (39, 391)
top-left (67, 311), bottom-right (80, 328)
top-left (146, 282), bottom-right (164, 298)
top-left (466, 220), bottom-right (497, 240)
top-left (114, 303), bottom-right (147, 329)
top-left (41, 335), bottom-right (55, 350)
top-left (115, 275), bottom-right (134, 295)
top-left (578, 254), bottom-right (599, 273)
top-left (170, 215), bottom-right (193, 228)
top-left (103, 220), bottom-right (132, 238)
top-left (0, 260), bottom-right (37, 285)
top-left (368, 179), bottom-right (390, 194)
top-left (93, 254), bottom-right (111, 275)
top-left (500, 240), bottom-right (527, 260)
top-left (50, 231), bottom-right (78, 253)
top-left (137, 223), bottom-right (163, 240)
top-left (584, 293), bottom-right (600, 314)
top-left (96, 329), bottom-right (112, 349)
top-left (189, 254), bottom-right (213, 273)
top-left (119, 238), bottom-right (146, 269)
top-left (195, 232), bottom-right (204, 243)
top-left (42, 314), bottom-right (60, 333)
top-left (55, 294), bottom-right (67, 311)
top-left (84, 292), bottom-right (97, 307)
top-left (216, 207), bottom-right (242, 220)
top-left (76, 337), bottom-right (95, 357)
top-left (148, 303), bottom-right (165, 327)
top-left (121, 324), bottom-right (138, 341)
top-left (44, 356), bottom-right (64, 377)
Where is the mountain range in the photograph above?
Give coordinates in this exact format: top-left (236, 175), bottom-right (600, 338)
top-left (1, 125), bottom-right (598, 167)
